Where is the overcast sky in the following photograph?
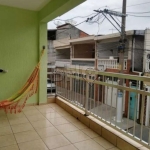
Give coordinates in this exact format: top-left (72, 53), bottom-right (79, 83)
top-left (48, 0), bottom-right (150, 35)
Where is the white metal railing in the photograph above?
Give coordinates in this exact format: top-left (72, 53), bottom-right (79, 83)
top-left (98, 59), bottom-right (128, 71)
top-left (98, 59), bottom-right (118, 71)
top-left (55, 67), bottom-right (150, 148)
top-left (145, 59), bottom-right (150, 72)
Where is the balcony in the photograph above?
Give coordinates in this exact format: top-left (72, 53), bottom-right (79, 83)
top-left (97, 58), bottom-right (127, 71)
top-left (55, 67), bottom-right (150, 150)
top-left (55, 59), bottom-right (71, 68)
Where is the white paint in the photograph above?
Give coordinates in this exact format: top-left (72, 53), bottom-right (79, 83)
top-left (116, 91), bottom-right (123, 122)
top-left (98, 59), bottom-right (118, 71)
top-left (104, 81), bottom-right (125, 111)
top-left (0, 0), bottom-right (51, 11)
top-left (144, 29), bottom-right (150, 72)
top-left (145, 86), bottom-right (150, 126)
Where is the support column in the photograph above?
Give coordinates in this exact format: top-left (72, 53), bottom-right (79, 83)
top-left (38, 22), bottom-right (47, 105)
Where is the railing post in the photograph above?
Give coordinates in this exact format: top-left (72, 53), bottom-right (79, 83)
top-left (85, 74), bottom-right (89, 115)
top-left (116, 80), bottom-right (123, 122)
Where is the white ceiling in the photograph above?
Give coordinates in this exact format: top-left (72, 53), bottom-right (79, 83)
top-left (0, 0), bottom-right (51, 11)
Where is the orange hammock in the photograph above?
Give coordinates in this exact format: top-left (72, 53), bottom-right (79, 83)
top-left (0, 50), bottom-right (45, 114)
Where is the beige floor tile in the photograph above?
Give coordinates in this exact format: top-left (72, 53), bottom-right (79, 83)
top-left (0, 110), bottom-right (6, 116)
top-left (31, 119), bottom-right (53, 129)
top-left (11, 122), bottom-right (34, 133)
top-left (0, 145), bottom-right (19, 150)
top-left (94, 136), bottom-right (114, 149)
top-left (48, 103), bottom-right (59, 107)
top-left (0, 115), bottom-right (7, 120)
top-left (36, 126), bottom-right (61, 138)
top-left (9, 117), bottom-right (29, 125)
top-left (22, 106), bottom-right (36, 111)
top-left (0, 135), bottom-right (16, 148)
top-left (18, 139), bottom-right (48, 150)
top-left (43, 112), bottom-right (62, 119)
top-left (48, 117), bottom-right (69, 126)
top-left (72, 121), bottom-right (88, 129)
top-left (27, 114), bottom-right (45, 122)
top-left (74, 139), bottom-right (105, 150)
top-left (81, 128), bottom-right (99, 138)
top-left (38, 108), bottom-right (55, 114)
top-left (57, 111), bottom-right (71, 117)
top-left (35, 105), bottom-right (50, 110)
top-left (43, 135), bottom-right (70, 149)
top-left (14, 130), bottom-right (40, 143)
top-left (109, 148), bottom-right (120, 150)
top-left (23, 109), bottom-right (40, 116)
top-left (63, 130), bottom-right (90, 143)
top-left (7, 113), bottom-right (25, 119)
top-left (0, 126), bottom-right (12, 136)
top-left (54, 144), bottom-right (78, 150)
top-left (0, 119), bottom-right (10, 128)
top-left (64, 115), bottom-right (78, 123)
top-left (51, 107), bottom-right (64, 112)
top-left (56, 123), bottom-right (79, 133)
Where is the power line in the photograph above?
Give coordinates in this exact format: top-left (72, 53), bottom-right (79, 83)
top-left (127, 11), bottom-right (150, 14)
top-left (127, 14), bottom-right (150, 17)
top-left (112, 1), bottom-right (150, 10)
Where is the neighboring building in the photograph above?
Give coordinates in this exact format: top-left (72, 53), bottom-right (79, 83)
top-left (47, 23), bottom-right (89, 68)
top-left (47, 23), bottom-right (89, 92)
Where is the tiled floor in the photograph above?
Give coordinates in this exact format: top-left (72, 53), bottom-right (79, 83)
top-left (0, 103), bottom-right (120, 150)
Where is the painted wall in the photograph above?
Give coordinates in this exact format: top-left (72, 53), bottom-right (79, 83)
top-left (56, 24), bottom-right (80, 40)
top-left (0, 5), bottom-right (39, 104)
top-left (0, 0), bottom-right (85, 105)
top-left (96, 39), bottom-right (129, 59)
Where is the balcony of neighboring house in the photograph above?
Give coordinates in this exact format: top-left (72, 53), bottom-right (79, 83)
top-left (96, 39), bottom-right (130, 73)
top-left (55, 48), bottom-right (71, 68)
top-left (71, 42), bottom-right (96, 69)
top-left (97, 56), bottom-right (128, 72)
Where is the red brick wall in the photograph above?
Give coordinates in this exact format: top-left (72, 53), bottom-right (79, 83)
top-left (79, 31), bottom-right (89, 38)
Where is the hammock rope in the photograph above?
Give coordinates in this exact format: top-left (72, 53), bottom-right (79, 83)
top-left (0, 50), bottom-right (45, 114)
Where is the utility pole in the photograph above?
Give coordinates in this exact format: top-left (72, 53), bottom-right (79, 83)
top-left (116, 0), bottom-right (127, 122)
top-left (119, 0), bottom-right (127, 75)
top-left (93, 1), bottom-right (127, 122)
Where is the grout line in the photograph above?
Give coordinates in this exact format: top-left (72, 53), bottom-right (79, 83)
top-left (6, 113), bottom-right (21, 150)
top-left (22, 108), bottom-right (50, 150)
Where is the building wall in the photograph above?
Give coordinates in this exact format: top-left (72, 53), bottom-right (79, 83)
top-left (56, 48), bottom-right (70, 59)
top-left (0, 5), bottom-right (39, 104)
top-left (56, 24), bottom-right (80, 40)
top-left (133, 35), bottom-right (144, 72)
top-left (80, 31), bottom-right (89, 38)
top-left (96, 41), bottom-right (128, 59)
top-left (48, 40), bottom-right (56, 64)
top-left (74, 44), bottom-right (95, 58)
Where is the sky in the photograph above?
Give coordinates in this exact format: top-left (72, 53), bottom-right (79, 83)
top-left (48, 0), bottom-right (150, 35)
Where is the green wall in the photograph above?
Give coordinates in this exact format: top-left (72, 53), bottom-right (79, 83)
top-left (0, 5), bottom-right (39, 104)
top-left (0, 0), bottom-right (85, 105)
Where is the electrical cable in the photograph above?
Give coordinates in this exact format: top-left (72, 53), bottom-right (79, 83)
top-left (112, 1), bottom-right (150, 10)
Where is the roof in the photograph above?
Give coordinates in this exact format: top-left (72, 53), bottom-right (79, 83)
top-left (69, 30), bottom-right (145, 44)
top-left (69, 35), bottom-right (95, 44)
top-left (57, 23), bottom-right (89, 36)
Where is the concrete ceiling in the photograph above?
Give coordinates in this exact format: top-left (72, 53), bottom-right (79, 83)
top-left (0, 0), bottom-right (51, 11)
